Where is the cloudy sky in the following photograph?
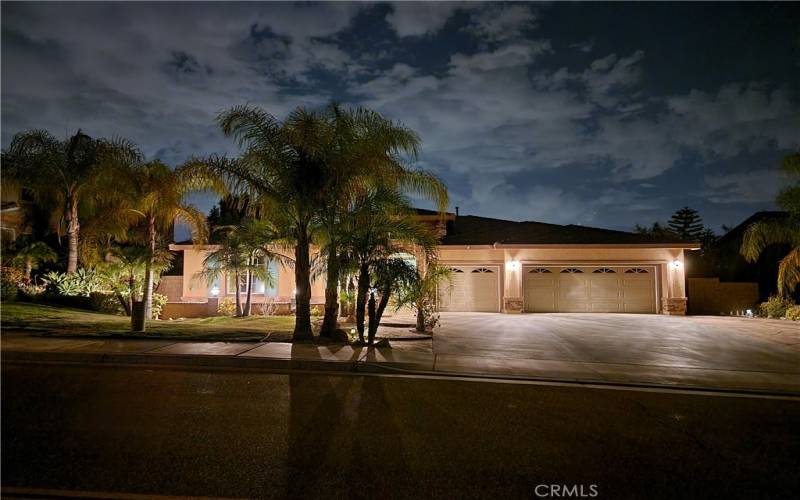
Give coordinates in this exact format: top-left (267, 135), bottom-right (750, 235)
top-left (2, 1), bottom-right (799, 233)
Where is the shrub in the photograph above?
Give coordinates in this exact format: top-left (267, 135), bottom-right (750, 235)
top-left (41, 269), bottom-right (101, 297)
top-left (786, 305), bottom-right (800, 321)
top-left (1, 266), bottom-right (25, 301)
top-left (218, 297), bottom-right (236, 316)
top-left (260, 297), bottom-right (278, 316)
top-left (89, 292), bottom-right (125, 315)
top-left (758, 296), bottom-right (792, 319)
top-left (151, 293), bottom-right (168, 319)
top-left (19, 283), bottom-right (46, 298)
top-left (310, 305), bottom-right (323, 317)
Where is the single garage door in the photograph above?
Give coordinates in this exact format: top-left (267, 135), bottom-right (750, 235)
top-left (439, 266), bottom-right (499, 312)
top-left (524, 266), bottom-right (656, 313)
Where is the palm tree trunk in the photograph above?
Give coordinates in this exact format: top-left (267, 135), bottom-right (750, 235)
top-left (416, 306), bottom-right (426, 333)
top-left (293, 227), bottom-right (313, 340)
top-left (320, 248), bottom-right (339, 337)
top-left (24, 259), bottom-right (32, 280)
top-left (368, 286), bottom-right (391, 345)
top-left (142, 217), bottom-right (156, 320)
top-left (244, 265), bottom-right (253, 317)
top-left (347, 278), bottom-right (356, 320)
top-left (355, 262), bottom-right (370, 343)
top-left (65, 197), bottom-right (80, 273)
top-left (234, 271), bottom-right (243, 316)
top-left (367, 290), bottom-right (378, 345)
top-left (338, 274), bottom-right (348, 318)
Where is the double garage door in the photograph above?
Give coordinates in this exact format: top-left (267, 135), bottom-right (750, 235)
top-left (439, 264), bottom-right (657, 313)
top-left (525, 266), bottom-right (656, 313)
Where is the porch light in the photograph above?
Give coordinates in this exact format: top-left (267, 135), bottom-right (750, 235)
top-left (210, 286), bottom-right (220, 297)
top-left (508, 260), bottom-right (520, 271)
top-left (670, 259), bottom-right (682, 270)
top-left (293, 288), bottom-right (297, 295)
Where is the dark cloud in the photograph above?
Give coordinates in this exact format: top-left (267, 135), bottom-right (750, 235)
top-left (2, 1), bottom-right (798, 233)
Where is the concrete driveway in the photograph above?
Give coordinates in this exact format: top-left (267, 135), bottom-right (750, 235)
top-left (435, 313), bottom-right (800, 374)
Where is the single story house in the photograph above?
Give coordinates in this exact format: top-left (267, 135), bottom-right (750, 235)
top-left (164, 210), bottom-right (698, 317)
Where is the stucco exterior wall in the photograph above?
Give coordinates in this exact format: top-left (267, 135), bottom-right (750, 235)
top-left (173, 244), bottom-right (688, 315)
top-left (175, 245), bottom-right (326, 305)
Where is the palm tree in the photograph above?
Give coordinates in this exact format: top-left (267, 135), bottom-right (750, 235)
top-left (397, 261), bottom-right (453, 332)
top-left (196, 230), bottom-right (250, 317)
top-left (127, 161), bottom-right (208, 320)
top-left (741, 152), bottom-right (800, 296)
top-left (100, 245), bottom-right (172, 316)
top-left (316, 104), bottom-right (449, 338)
top-left (215, 220), bottom-right (291, 317)
top-left (2, 130), bottom-right (141, 272)
top-left (182, 105), bottom-right (333, 339)
top-left (340, 186), bottom-right (437, 343)
top-left (367, 257), bottom-right (418, 344)
top-left (10, 240), bottom-right (57, 279)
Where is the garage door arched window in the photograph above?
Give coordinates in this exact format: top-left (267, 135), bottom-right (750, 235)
top-left (529, 268), bottom-right (552, 273)
top-left (449, 268), bottom-right (465, 273)
top-left (592, 268), bottom-right (616, 273)
top-left (560, 268), bottom-right (583, 273)
top-left (624, 268), bottom-right (649, 274)
top-left (472, 268), bottom-right (494, 273)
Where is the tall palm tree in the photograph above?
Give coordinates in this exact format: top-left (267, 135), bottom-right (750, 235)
top-left (2, 130), bottom-right (141, 272)
top-left (127, 160), bottom-right (208, 320)
top-left (741, 152), bottom-right (800, 296)
top-left (10, 240), bottom-right (57, 279)
top-left (316, 104), bottom-right (449, 338)
top-left (183, 105), bottom-right (332, 340)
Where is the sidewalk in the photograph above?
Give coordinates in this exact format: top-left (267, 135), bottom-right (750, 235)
top-left (3, 335), bottom-right (799, 396)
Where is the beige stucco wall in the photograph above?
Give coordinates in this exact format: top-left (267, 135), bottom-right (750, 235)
top-left (176, 246), bottom-right (325, 304)
top-left (174, 244), bottom-right (688, 314)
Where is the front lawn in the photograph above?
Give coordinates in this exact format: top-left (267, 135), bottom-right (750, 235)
top-left (1, 302), bottom-right (296, 341)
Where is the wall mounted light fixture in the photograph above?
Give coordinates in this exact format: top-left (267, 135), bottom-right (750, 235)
top-left (508, 260), bottom-right (521, 271)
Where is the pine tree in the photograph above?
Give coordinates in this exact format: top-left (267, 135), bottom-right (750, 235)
top-left (667, 207), bottom-right (705, 241)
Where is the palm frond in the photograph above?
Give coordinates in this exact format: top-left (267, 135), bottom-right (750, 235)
top-left (777, 247), bottom-right (800, 296)
top-left (740, 220), bottom-right (800, 262)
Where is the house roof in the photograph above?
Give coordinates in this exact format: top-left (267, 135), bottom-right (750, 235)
top-left (173, 211), bottom-right (696, 247)
top-left (716, 211), bottom-right (788, 246)
top-left (440, 215), bottom-right (694, 246)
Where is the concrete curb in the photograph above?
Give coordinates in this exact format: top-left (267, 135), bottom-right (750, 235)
top-left (5, 349), bottom-right (800, 398)
top-left (1, 350), bottom-right (359, 372)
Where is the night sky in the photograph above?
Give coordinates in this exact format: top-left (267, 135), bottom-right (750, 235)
top-left (2, 1), bottom-right (798, 233)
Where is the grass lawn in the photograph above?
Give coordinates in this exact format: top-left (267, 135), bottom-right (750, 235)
top-left (1, 302), bottom-right (296, 341)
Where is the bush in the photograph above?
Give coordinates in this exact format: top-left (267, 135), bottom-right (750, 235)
top-left (786, 305), bottom-right (800, 321)
top-left (19, 283), bottom-right (46, 298)
top-left (218, 297), bottom-right (236, 316)
top-left (1, 266), bottom-right (25, 301)
top-left (89, 292), bottom-right (125, 315)
top-left (310, 305), bottom-right (323, 317)
top-left (759, 296), bottom-right (792, 319)
top-left (152, 293), bottom-right (168, 319)
top-left (41, 269), bottom-right (101, 297)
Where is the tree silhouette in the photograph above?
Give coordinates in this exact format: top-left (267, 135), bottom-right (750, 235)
top-left (667, 207), bottom-right (705, 241)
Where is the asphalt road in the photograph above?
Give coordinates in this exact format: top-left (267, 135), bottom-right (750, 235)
top-left (2, 363), bottom-right (799, 500)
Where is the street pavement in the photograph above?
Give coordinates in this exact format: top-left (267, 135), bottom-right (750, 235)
top-left (2, 362), bottom-right (799, 499)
